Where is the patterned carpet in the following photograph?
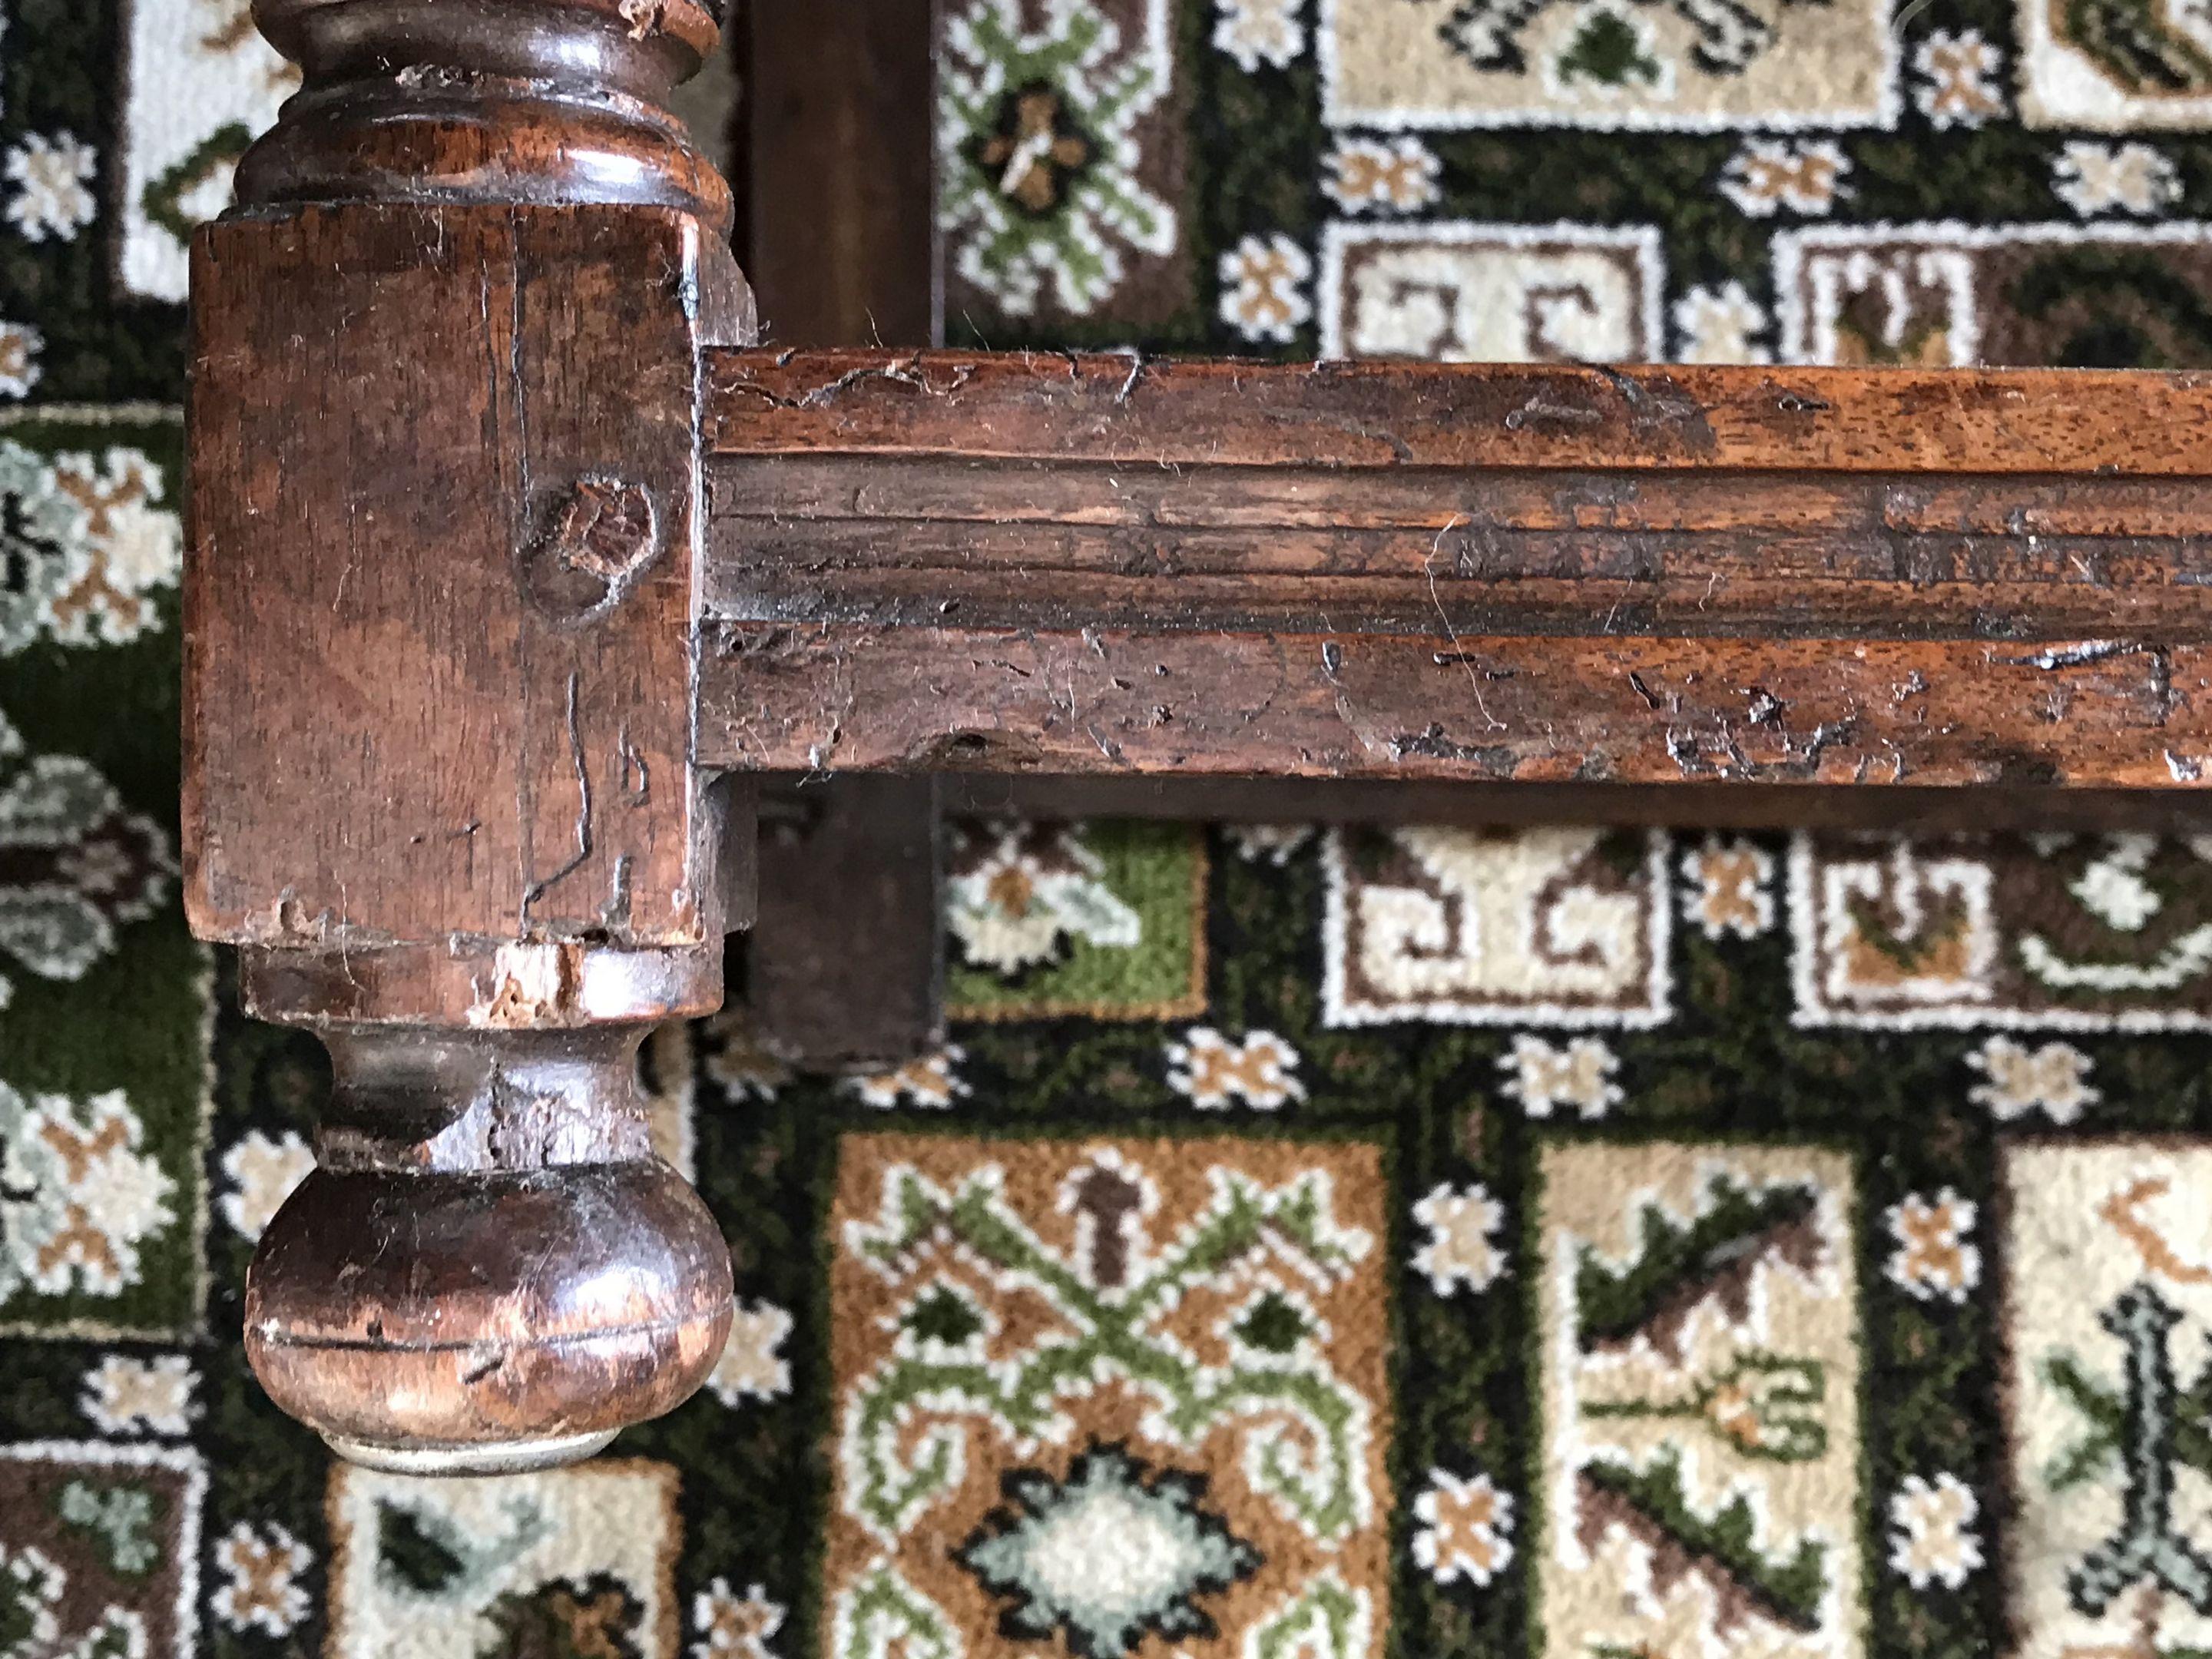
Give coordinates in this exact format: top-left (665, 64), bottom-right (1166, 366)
top-left (11, 2), bottom-right (2212, 1657)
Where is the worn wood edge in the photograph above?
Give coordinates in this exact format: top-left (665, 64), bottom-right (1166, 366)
top-left (698, 624), bottom-right (2212, 791)
top-left (706, 349), bottom-right (2212, 477)
top-left (929, 773), bottom-right (2212, 833)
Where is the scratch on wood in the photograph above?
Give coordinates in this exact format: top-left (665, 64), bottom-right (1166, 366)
top-left (1424, 514), bottom-right (1506, 733)
top-left (1665, 727), bottom-right (1700, 775)
top-left (617, 722), bottom-right (650, 804)
top-left (1389, 724), bottom-right (1515, 768)
top-left (1504, 393), bottom-right (1602, 431)
top-left (1114, 348), bottom-right (1146, 406)
top-left (1998, 639), bottom-right (2177, 724)
top-left (522, 671), bottom-right (592, 915)
top-left (604, 853), bottom-right (634, 929)
top-left (2002, 640), bottom-right (2137, 670)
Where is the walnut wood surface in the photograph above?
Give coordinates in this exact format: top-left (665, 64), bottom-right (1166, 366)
top-left (247, 1021), bottom-right (733, 1459)
top-left (240, 0), bottom-right (733, 229)
top-left (699, 349), bottom-right (2212, 794)
top-left (710, 349), bottom-right (2212, 475)
top-left (187, 203), bottom-right (744, 951)
top-left (733, 0), bottom-right (935, 347)
top-left (732, 5), bottom-right (947, 1072)
top-left (184, 0), bottom-right (749, 1472)
top-left (185, 0), bottom-right (2212, 1467)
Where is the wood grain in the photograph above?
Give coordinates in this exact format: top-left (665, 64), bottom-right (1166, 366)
top-left (709, 349), bottom-right (2212, 476)
top-left (699, 349), bottom-right (2212, 795)
top-left (185, 0), bottom-right (750, 1473)
top-left (240, 0), bottom-right (733, 229)
top-left (187, 203), bottom-right (743, 950)
top-left (730, 18), bottom-right (947, 1071)
top-left (700, 625), bottom-right (2212, 788)
top-left (733, 0), bottom-right (935, 347)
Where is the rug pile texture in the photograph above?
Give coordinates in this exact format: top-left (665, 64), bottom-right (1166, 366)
top-left (6, 2), bottom-right (2212, 1655)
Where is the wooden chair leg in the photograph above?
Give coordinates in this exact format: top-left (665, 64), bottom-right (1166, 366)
top-left (182, 0), bottom-right (752, 1470)
top-left (751, 780), bottom-right (945, 1071)
top-left (728, 0), bottom-right (945, 1071)
top-left (238, 946), bottom-right (732, 1474)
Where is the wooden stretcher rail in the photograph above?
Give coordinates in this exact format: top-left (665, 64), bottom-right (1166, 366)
top-left (699, 350), bottom-right (2212, 793)
top-left (708, 349), bottom-right (2212, 475)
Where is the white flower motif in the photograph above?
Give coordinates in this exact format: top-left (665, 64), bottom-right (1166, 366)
top-left (5, 132), bottom-right (97, 243)
top-left (1498, 1035), bottom-right (1620, 1120)
top-left (1412, 1469), bottom-right (1513, 1585)
top-left (1888, 1472), bottom-right (1982, 1589)
top-left (1166, 1028), bottom-right (1306, 1110)
top-left (0, 321), bottom-right (40, 399)
top-left (1212, 0), bottom-right (1304, 70)
top-left (81, 1353), bottom-right (196, 1435)
top-left (1681, 834), bottom-right (1776, 938)
top-left (846, 1046), bottom-right (969, 1110)
top-left (1671, 283), bottom-right (1772, 366)
top-left (1911, 31), bottom-right (2005, 129)
top-left (211, 1522), bottom-right (313, 1636)
top-left (1965, 1035), bottom-right (2098, 1124)
top-left (1719, 140), bottom-right (1849, 218)
top-left (1219, 234), bottom-right (1312, 344)
top-left (218, 1130), bottom-right (315, 1240)
top-left (707, 1299), bottom-right (794, 1406)
top-left (1224, 823), bottom-right (1315, 865)
top-left (947, 822), bottom-right (1141, 975)
top-left (90, 501), bottom-right (179, 598)
top-left (1411, 1182), bottom-right (1505, 1296)
top-left (1885, 1189), bottom-right (1979, 1304)
top-left (2070, 834), bottom-right (2162, 931)
top-left (694, 1578), bottom-right (786, 1659)
top-left (1323, 137), bottom-right (1440, 214)
top-left (0, 1087), bottom-right (177, 1297)
top-left (39, 449), bottom-right (184, 646)
top-left (2055, 141), bottom-right (2179, 218)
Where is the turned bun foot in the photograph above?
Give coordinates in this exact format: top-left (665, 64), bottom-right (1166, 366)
top-left (238, 944), bottom-right (731, 1475)
top-left (248, 1160), bottom-right (732, 1474)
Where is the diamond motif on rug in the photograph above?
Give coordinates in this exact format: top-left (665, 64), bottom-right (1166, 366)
top-left (823, 1132), bottom-right (1392, 1659)
top-left (958, 1443), bottom-right (1262, 1657)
